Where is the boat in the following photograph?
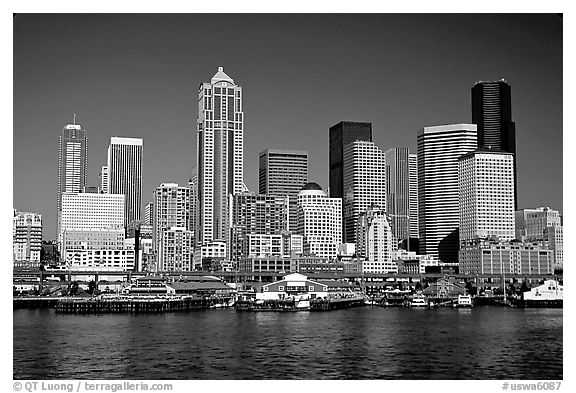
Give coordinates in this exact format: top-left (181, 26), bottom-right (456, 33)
top-left (454, 294), bottom-right (473, 308)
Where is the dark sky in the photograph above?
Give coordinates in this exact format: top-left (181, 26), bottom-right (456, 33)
top-left (13, 14), bottom-right (563, 240)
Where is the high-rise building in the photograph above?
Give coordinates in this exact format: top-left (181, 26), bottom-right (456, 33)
top-left (197, 67), bottom-right (244, 245)
top-left (152, 183), bottom-right (191, 256)
top-left (472, 80), bottom-right (517, 208)
top-left (385, 147), bottom-right (419, 247)
top-left (356, 206), bottom-right (396, 274)
top-left (100, 165), bottom-right (108, 193)
top-left (106, 137), bottom-right (143, 227)
top-left (408, 153), bottom-right (419, 239)
top-left (57, 118), bottom-right (88, 236)
top-left (329, 121), bottom-right (372, 234)
top-left (417, 124), bottom-right (477, 263)
top-left (342, 141), bottom-right (386, 243)
top-left (297, 182), bottom-right (342, 260)
top-left (259, 149), bottom-right (308, 232)
top-left (458, 149), bottom-right (515, 243)
top-left (229, 193), bottom-right (288, 261)
top-left (189, 168), bottom-right (198, 245)
top-left (545, 225), bottom-right (563, 268)
top-left (13, 210), bottom-right (42, 265)
top-left (158, 227), bottom-right (194, 272)
top-left (144, 202), bottom-right (153, 227)
top-left (59, 192), bottom-right (126, 262)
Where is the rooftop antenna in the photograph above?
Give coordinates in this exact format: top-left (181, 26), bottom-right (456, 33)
top-left (73, 112), bottom-right (77, 125)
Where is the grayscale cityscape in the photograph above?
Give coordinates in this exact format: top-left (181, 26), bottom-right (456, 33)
top-left (13, 14), bottom-right (563, 381)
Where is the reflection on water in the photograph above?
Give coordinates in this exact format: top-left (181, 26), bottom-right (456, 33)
top-left (13, 307), bottom-right (562, 380)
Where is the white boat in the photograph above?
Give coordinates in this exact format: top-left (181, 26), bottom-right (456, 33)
top-left (295, 294), bottom-right (310, 309)
top-left (454, 294), bottom-right (473, 308)
top-left (409, 296), bottom-right (428, 307)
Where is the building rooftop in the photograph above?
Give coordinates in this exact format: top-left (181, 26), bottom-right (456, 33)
top-left (301, 182), bottom-right (323, 191)
top-left (211, 66), bottom-right (235, 84)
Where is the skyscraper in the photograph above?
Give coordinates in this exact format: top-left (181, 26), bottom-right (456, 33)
top-left (188, 169), bottom-right (198, 245)
top-left (472, 80), bottom-right (517, 208)
top-left (329, 121), bottom-right (372, 198)
top-left (106, 137), bottom-right (143, 228)
top-left (197, 66), bottom-right (244, 245)
top-left (385, 147), bottom-right (419, 248)
top-left (417, 124), bottom-right (477, 263)
top-left (297, 182), bottom-right (342, 260)
top-left (152, 183), bottom-right (191, 258)
top-left (229, 193), bottom-right (288, 261)
top-left (259, 149), bottom-right (308, 232)
top-left (356, 206), bottom-right (396, 273)
top-left (408, 153), bottom-right (419, 240)
top-left (342, 140), bottom-right (386, 243)
top-left (57, 118), bottom-right (87, 236)
top-left (458, 149), bottom-right (515, 243)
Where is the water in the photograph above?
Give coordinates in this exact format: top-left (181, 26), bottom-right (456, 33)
top-left (13, 307), bottom-right (562, 379)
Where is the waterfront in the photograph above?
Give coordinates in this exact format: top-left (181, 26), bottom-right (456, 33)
top-left (13, 307), bottom-right (562, 380)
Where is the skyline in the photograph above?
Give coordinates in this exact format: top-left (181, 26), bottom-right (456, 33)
top-left (13, 14), bottom-right (563, 239)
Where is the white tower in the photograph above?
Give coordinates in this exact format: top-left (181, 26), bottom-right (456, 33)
top-left (197, 66), bottom-right (244, 245)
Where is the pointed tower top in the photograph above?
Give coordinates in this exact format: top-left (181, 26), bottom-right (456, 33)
top-left (211, 66), bottom-right (234, 84)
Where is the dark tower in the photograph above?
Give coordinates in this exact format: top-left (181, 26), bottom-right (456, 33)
top-left (472, 80), bottom-right (517, 209)
top-left (329, 121), bottom-right (372, 240)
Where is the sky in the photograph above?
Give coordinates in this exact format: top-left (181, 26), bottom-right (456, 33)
top-left (12, 14), bottom-right (563, 240)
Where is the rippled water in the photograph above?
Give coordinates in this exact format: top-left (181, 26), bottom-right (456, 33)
top-left (13, 307), bottom-right (562, 379)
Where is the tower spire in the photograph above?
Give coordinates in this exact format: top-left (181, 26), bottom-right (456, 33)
top-left (73, 112), bottom-right (76, 125)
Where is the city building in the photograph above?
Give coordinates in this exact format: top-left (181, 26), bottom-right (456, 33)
top-left (329, 121), bottom-right (372, 234)
top-left (356, 206), bottom-right (396, 273)
top-left (417, 124), bottom-right (477, 263)
top-left (13, 210), bottom-right (42, 266)
top-left (296, 182), bottom-right (342, 260)
top-left (196, 66), bottom-right (244, 245)
top-left (545, 225), bottom-right (563, 268)
top-left (144, 202), bottom-right (153, 226)
top-left (408, 153), bottom-right (419, 241)
top-left (229, 193), bottom-right (288, 261)
top-left (343, 140), bottom-right (386, 243)
top-left (59, 192), bottom-right (124, 252)
top-left (57, 117), bottom-right (88, 236)
top-left (257, 273), bottom-right (328, 300)
top-left (392, 249), bottom-right (440, 274)
top-left (472, 79), bottom-right (517, 208)
top-left (459, 239), bottom-right (553, 275)
top-left (152, 183), bottom-right (191, 255)
top-left (458, 149), bottom-right (515, 243)
top-left (158, 227), bottom-right (194, 271)
top-left (246, 233), bottom-right (304, 258)
top-left (189, 168), bottom-right (198, 245)
top-left (259, 149), bottom-right (308, 232)
top-left (100, 165), bottom-right (108, 193)
top-left (105, 136), bottom-right (143, 227)
top-left (61, 228), bottom-right (125, 256)
top-left (385, 147), bottom-right (419, 247)
top-left (193, 241), bottom-right (227, 270)
top-left (65, 248), bottom-right (135, 271)
top-left (515, 207), bottom-right (562, 241)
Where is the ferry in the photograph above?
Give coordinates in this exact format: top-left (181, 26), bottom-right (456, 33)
top-left (454, 294), bottom-right (473, 308)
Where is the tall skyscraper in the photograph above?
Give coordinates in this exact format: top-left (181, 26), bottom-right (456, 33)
top-left (408, 153), bottom-right (419, 240)
top-left (259, 149), bottom-right (308, 232)
top-left (57, 118), bottom-right (88, 236)
top-left (472, 79), bottom-right (517, 208)
top-left (342, 140), bottom-right (386, 243)
top-left (329, 121), bottom-right (372, 197)
top-left (297, 182), bottom-right (342, 260)
top-left (106, 137), bottom-right (143, 228)
top-left (385, 147), bottom-right (419, 248)
top-left (197, 66), bottom-right (244, 245)
top-left (417, 124), bottom-right (477, 263)
top-left (100, 165), bottom-right (108, 193)
top-left (188, 169), bottom-right (198, 245)
top-left (458, 149), bottom-right (515, 243)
